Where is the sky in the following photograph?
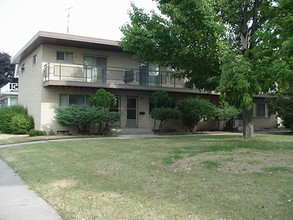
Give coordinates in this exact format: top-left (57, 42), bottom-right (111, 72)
top-left (0, 0), bottom-right (158, 57)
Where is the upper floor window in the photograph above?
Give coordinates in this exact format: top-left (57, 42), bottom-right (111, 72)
top-left (57, 51), bottom-right (73, 62)
top-left (139, 62), bottom-right (160, 86)
top-left (33, 54), bottom-right (37, 64)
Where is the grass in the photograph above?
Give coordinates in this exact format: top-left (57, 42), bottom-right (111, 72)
top-left (200, 160), bottom-right (221, 169)
top-left (0, 134), bottom-right (292, 219)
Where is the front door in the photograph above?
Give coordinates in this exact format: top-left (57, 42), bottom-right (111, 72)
top-left (126, 97), bottom-right (137, 126)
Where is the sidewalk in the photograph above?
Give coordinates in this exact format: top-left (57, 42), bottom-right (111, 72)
top-left (0, 159), bottom-right (62, 220)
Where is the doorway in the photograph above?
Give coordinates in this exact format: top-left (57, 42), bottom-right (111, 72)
top-left (126, 97), bottom-right (137, 126)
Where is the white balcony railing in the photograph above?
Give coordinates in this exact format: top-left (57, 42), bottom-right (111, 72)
top-left (0, 83), bottom-right (19, 95)
top-left (43, 63), bottom-right (187, 89)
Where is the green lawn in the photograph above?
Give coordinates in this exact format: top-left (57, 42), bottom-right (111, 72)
top-left (0, 135), bottom-right (292, 219)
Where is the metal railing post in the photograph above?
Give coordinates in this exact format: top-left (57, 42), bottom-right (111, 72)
top-left (48, 63), bottom-right (50, 81)
top-left (59, 63), bottom-right (62, 81)
top-left (174, 77), bottom-right (176, 88)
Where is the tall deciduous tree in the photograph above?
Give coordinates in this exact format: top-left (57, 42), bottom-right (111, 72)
top-left (121, 0), bottom-right (292, 139)
top-left (217, 0), bottom-right (293, 138)
top-left (120, 0), bottom-right (222, 91)
top-left (0, 52), bottom-right (15, 87)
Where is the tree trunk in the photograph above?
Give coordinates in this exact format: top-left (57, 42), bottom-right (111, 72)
top-left (102, 123), bottom-right (109, 135)
top-left (153, 119), bottom-right (157, 133)
top-left (241, 0), bottom-right (248, 54)
top-left (242, 107), bottom-right (254, 139)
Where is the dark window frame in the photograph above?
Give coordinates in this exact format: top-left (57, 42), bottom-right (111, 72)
top-left (60, 94), bottom-right (90, 107)
top-left (33, 54), bottom-right (37, 64)
top-left (57, 51), bottom-right (73, 62)
top-left (254, 103), bottom-right (269, 117)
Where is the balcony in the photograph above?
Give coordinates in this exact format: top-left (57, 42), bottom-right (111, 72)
top-left (43, 63), bottom-right (188, 91)
top-left (0, 83), bottom-right (18, 95)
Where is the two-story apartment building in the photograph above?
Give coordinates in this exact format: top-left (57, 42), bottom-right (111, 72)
top-left (11, 31), bottom-right (277, 134)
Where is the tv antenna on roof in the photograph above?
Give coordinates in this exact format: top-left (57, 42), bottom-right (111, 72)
top-left (65, 7), bottom-right (73, 33)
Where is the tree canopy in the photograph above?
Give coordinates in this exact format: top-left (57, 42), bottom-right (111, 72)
top-left (216, 0), bottom-right (293, 138)
top-left (120, 0), bottom-right (223, 91)
top-left (0, 52), bottom-right (15, 87)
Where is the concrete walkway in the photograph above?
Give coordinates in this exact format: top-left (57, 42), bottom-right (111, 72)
top-left (0, 159), bottom-right (62, 220)
top-left (0, 134), bottom-right (159, 149)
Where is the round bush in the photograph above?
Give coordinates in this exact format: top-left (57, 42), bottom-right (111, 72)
top-left (0, 105), bottom-right (34, 134)
top-left (28, 129), bottom-right (46, 137)
top-left (10, 114), bottom-right (34, 134)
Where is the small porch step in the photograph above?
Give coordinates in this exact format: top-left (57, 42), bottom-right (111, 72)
top-left (111, 128), bottom-right (153, 136)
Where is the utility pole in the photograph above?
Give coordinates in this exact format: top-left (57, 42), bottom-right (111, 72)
top-left (65, 7), bottom-right (73, 34)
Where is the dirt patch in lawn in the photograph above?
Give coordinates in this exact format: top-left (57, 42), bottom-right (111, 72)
top-left (171, 149), bottom-right (293, 174)
top-left (52, 179), bottom-right (78, 189)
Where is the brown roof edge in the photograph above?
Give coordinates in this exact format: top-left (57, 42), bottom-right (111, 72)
top-left (11, 31), bottom-right (122, 64)
top-left (37, 31), bottom-right (120, 47)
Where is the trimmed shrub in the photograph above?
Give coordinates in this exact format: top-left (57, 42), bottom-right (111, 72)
top-left (149, 90), bottom-right (178, 132)
top-left (89, 89), bottom-right (117, 109)
top-left (28, 129), bottom-right (46, 137)
top-left (178, 98), bottom-right (216, 132)
top-left (55, 105), bottom-right (121, 134)
top-left (150, 107), bottom-right (181, 132)
top-left (215, 102), bottom-right (240, 130)
top-left (10, 114), bottom-right (34, 134)
top-left (0, 105), bottom-right (34, 134)
top-left (150, 90), bottom-right (174, 108)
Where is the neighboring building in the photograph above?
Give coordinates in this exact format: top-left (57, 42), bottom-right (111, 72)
top-left (0, 82), bottom-right (18, 107)
top-left (11, 31), bottom-right (277, 134)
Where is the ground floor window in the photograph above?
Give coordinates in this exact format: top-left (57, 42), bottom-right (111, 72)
top-left (254, 103), bottom-right (269, 117)
top-left (0, 97), bottom-right (18, 108)
top-left (60, 94), bottom-right (90, 107)
top-left (10, 97), bottom-right (18, 106)
top-left (0, 98), bottom-right (8, 107)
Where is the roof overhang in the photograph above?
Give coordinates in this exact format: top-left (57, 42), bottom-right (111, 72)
top-left (12, 31), bottom-right (125, 64)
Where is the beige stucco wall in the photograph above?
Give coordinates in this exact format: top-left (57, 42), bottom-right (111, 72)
top-left (252, 115), bottom-right (278, 129)
top-left (18, 45), bottom-right (43, 130)
top-left (39, 86), bottom-right (155, 134)
top-left (42, 44), bottom-right (138, 69)
top-left (39, 85), bottom-right (278, 134)
top-left (38, 84), bottom-right (224, 134)
top-left (39, 44), bottom-right (142, 133)
top-left (40, 86), bottom-right (97, 133)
